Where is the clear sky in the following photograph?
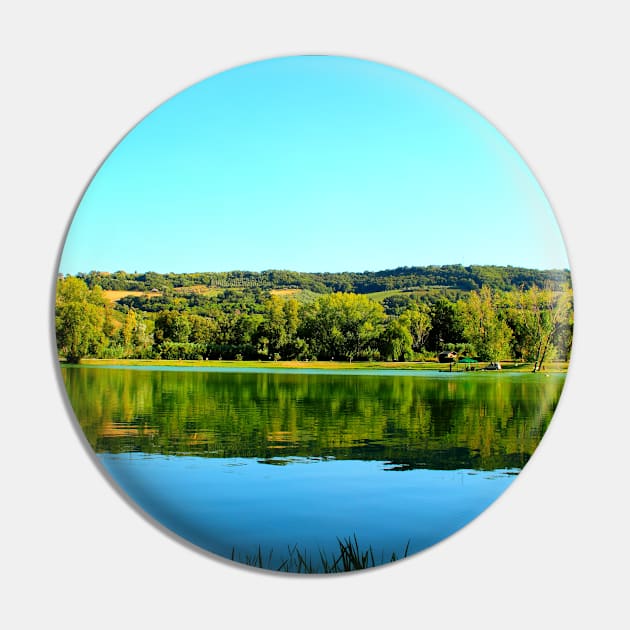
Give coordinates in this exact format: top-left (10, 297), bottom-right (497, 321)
top-left (60, 55), bottom-right (569, 275)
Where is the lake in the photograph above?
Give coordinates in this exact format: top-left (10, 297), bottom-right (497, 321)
top-left (61, 365), bottom-right (565, 572)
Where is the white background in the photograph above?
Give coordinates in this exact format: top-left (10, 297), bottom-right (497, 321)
top-left (1, 1), bottom-right (628, 628)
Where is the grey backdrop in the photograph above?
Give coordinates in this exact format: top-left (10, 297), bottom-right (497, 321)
top-left (1, 1), bottom-right (628, 629)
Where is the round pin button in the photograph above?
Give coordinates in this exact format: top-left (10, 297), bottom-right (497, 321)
top-left (57, 56), bottom-right (572, 573)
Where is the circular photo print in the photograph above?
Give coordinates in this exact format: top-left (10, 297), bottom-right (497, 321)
top-left (56, 56), bottom-right (572, 574)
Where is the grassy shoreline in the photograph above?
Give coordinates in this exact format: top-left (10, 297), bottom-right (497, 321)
top-left (66, 358), bottom-right (569, 373)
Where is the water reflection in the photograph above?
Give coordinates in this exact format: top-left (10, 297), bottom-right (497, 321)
top-left (63, 366), bottom-right (564, 471)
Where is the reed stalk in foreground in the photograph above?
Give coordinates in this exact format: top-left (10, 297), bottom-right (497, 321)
top-left (231, 535), bottom-right (411, 573)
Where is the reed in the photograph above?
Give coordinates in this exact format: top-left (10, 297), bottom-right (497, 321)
top-left (231, 535), bottom-right (410, 573)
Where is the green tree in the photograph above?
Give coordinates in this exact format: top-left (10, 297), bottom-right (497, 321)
top-left (507, 284), bottom-right (572, 371)
top-left (399, 305), bottom-right (432, 352)
top-left (122, 308), bottom-right (137, 351)
top-left (283, 299), bottom-right (300, 340)
top-left (381, 294), bottom-right (414, 316)
top-left (132, 312), bottom-right (152, 356)
top-left (189, 314), bottom-right (219, 345)
top-left (303, 293), bottom-right (384, 361)
top-left (458, 286), bottom-right (512, 361)
top-left (154, 311), bottom-right (191, 344)
top-left (257, 297), bottom-right (303, 359)
top-left (426, 298), bottom-right (463, 351)
top-left (55, 277), bottom-right (107, 363)
top-left (57, 275), bottom-right (90, 302)
top-left (259, 296), bottom-right (287, 357)
top-left (379, 319), bottom-right (413, 361)
top-left (120, 308), bottom-right (152, 357)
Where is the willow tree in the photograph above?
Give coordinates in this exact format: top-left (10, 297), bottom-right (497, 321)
top-left (508, 283), bottom-right (572, 372)
top-left (379, 318), bottom-right (414, 361)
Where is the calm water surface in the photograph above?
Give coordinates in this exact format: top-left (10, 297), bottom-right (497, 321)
top-left (62, 366), bottom-right (565, 570)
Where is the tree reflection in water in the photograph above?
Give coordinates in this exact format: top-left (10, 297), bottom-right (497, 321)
top-left (63, 366), bottom-right (564, 471)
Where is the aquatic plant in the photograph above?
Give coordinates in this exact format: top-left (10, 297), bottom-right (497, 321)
top-left (231, 535), bottom-right (410, 573)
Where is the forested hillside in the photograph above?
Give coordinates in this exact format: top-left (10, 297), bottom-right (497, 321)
top-left (56, 265), bottom-right (572, 369)
top-left (73, 264), bottom-right (570, 294)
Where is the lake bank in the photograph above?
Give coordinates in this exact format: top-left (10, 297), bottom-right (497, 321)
top-left (67, 358), bottom-right (569, 373)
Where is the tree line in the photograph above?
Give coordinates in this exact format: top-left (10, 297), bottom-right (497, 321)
top-left (72, 264), bottom-right (570, 295)
top-left (56, 271), bottom-right (572, 371)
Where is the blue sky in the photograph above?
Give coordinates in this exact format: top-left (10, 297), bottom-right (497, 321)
top-left (60, 56), bottom-right (569, 275)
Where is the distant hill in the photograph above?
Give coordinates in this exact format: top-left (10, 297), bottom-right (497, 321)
top-left (74, 265), bottom-right (570, 295)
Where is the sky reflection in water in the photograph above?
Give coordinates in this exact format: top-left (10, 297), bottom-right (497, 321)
top-left (63, 367), bottom-right (565, 569)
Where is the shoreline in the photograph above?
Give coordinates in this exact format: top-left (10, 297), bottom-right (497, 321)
top-left (61, 358), bottom-right (570, 373)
